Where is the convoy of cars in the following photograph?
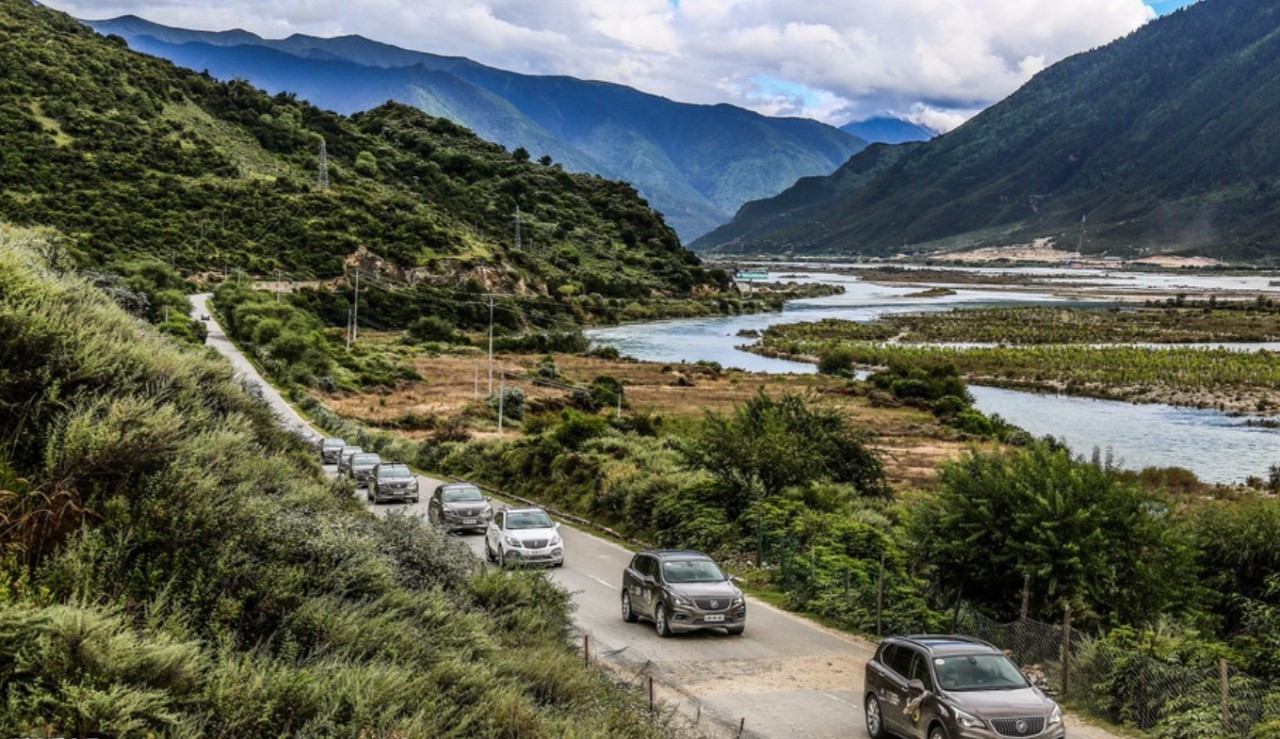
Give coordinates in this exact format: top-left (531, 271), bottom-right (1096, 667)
top-left (300, 408), bottom-right (1055, 731)
top-left (863, 634), bottom-right (1065, 739)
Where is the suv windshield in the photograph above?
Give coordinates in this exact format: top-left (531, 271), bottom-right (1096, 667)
top-left (507, 511), bottom-right (552, 529)
top-left (662, 558), bottom-right (725, 583)
top-left (351, 454), bottom-right (379, 465)
top-left (934, 654), bottom-right (1028, 691)
top-left (377, 465), bottom-right (411, 478)
top-left (442, 485), bottom-right (484, 502)
top-left (322, 439), bottom-right (344, 448)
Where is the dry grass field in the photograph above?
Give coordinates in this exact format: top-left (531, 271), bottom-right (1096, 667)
top-left (324, 340), bottom-right (975, 490)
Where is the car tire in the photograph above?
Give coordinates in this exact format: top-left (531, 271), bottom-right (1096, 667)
top-left (411, 497), bottom-right (419, 504)
top-left (654, 604), bottom-right (671, 638)
top-left (928, 723), bottom-right (949, 739)
top-left (621, 592), bottom-right (638, 623)
top-left (865, 695), bottom-right (885, 739)
top-left (726, 625), bottom-right (745, 636)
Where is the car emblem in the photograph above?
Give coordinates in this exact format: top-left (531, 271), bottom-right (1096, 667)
top-left (710, 599), bottom-right (719, 609)
top-left (1015, 719), bottom-right (1027, 734)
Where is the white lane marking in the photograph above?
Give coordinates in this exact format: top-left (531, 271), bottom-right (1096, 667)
top-left (587, 574), bottom-right (613, 588)
top-left (822, 692), bottom-right (858, 709)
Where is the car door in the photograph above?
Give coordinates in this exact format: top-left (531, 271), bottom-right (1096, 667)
top-left (878, 643), bottom-right (918, 736)
top-left (901, 649), bottom-right (936, 737)
top-left (626, 555), bottom-right (657, 619)
top-left (487, 511), bottom-right (504, 555)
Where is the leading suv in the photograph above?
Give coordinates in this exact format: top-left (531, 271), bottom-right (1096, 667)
top-left (620, 550), bottom-right (745, 637)
top-left (864, 635), bottom-right (1064, 739)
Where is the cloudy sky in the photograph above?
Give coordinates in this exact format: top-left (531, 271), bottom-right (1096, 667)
top-left (43, 0), bottom-right (1199, 132)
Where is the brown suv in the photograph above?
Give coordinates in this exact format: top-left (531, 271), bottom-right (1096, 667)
top-left (620, 550), bottom-right (745, 637)
top-left (864, 635), bottom-right (1064, 739)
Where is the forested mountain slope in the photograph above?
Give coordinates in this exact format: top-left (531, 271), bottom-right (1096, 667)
top-left (0, 0), bottom-right (722, 300)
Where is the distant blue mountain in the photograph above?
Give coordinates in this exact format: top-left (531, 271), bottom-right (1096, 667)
top-left (88, 15), bottom-right (867, 241)
top-left (839, 116), bottom-right (934, 144)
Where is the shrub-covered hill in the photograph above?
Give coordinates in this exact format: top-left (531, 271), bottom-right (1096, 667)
top-left (0, 0), bottom-right (725, 299)
top-left (0, 227), bottom-right (673, 735)
top-left (694, 0), bottom-right (1280, 263)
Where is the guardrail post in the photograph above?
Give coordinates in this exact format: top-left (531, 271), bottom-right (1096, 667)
top-left (583, 634), bottom-right (589, 667)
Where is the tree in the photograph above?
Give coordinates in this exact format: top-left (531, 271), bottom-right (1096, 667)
top-left (512, 147), bottom-right (530, 162)
top-left (682, 391), bottom-right (886, 521)
top-left (906, 442), bottom-right (1198, 625)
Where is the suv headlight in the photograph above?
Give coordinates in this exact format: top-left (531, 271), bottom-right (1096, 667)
top-left (731, 592), bottom-right (744, 607)
top-left (504, 536), bottom-right (523, 548)
top-left (669, 593), bottom-right (692, 607)
top-left (1048, 704), bottom-right (1062, 726)
top-left (952, 706), bottom-right (985, 730)
top-left (549, 534), bottom-right (561, 546)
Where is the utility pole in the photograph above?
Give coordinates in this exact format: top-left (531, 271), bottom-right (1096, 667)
top-left (497, 372), bottom-right (505, 438)
top-left (1078, 214), bottom-right (1086, 253)
top-left (351, 267), bottom-right (360, 344)
top-left (345, 308), bottom-right (353, 351)
top-left (487, 296), bottom-right (495, 395)
top-left (317, 138), bottom-right (329, 191)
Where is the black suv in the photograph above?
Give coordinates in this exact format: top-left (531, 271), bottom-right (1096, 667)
top-left (620, 550), bottom-right (745, 637)
top-left (864, 635), bottom-right (1063, 739)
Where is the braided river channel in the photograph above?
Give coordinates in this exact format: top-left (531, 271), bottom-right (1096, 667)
top-left (586, 266), bottom-right (1280, 484)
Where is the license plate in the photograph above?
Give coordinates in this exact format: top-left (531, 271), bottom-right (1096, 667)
top-left (462, 519), bottom-right (477, 524)
top-left (704, 614), bottom-right (725, 623)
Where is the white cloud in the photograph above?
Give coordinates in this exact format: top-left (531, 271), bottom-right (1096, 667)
top-left (42, 0), bottom-right (1157, 131)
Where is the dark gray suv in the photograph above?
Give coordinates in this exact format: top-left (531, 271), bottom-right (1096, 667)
top-left (620, 550), bottom-right (745, 637)
top-left (864, 635), bottom-right (1064, 739)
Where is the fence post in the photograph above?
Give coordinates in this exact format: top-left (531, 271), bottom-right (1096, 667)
top-left (737, 718), bottom-right (746, 737)
top-left (1219, 657), bottom-right (1229, 734)
top-left (648, 676), bottom-right (654, 717)
top-left (1060, 604), bottom-right (1072, 697)
top-left (583, 634), bottom-right (589, 667)
top-left (755, 501), bottom-right (763, 568)
top-left (876, 553), bottom-right (885, 637)
top-left (1020, 573), bottom-right (1031, 620)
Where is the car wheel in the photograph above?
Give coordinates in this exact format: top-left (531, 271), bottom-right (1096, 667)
top-left (621, 592), bottom-right (638, 623)
top-left (865, 695), bottom-right (885, 739)
top-left (726, 625), bottom-right (745, 636)
top-left (654, 604), bottom-right (671, 638)
top-left (928, 723), bottom-right (949, 739)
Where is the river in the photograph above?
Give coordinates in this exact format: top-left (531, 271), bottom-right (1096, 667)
top-left (586, 267), bottom-right (1280, 484)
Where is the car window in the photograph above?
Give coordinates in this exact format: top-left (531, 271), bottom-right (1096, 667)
top-left (377, 464), bottom-right (410, 477)
top-left (885, 644), bottom-right (914, 679)
top-left (634, 555), bottom-right (654, 578)
top-left (908, 651), bottom-right (934, 691)
top-left (934, 654), bottom-right (1028, 691)
top-left (441, 485), bottom-right (484, 502)
top-left (493, 511), bottom-right (504, 528)
top-left (661, 558), bottom-right (726, 583)
top-left (351, 454), bottom-right (380, 464)
top-left (506, 511), bottom-right (552, 529)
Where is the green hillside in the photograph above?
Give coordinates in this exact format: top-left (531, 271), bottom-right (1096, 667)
top-left (0, 227), bottom-right (670, 736)
top-left (0, 0), bottom-right (724, 299)
top-left (694, 0), bottom-right (1280, 263)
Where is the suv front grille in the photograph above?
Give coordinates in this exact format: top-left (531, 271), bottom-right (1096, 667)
top-left (694, 598), bottom-right (730, 611)
top-left (991, 717), bottom-right (1045, 737)
top-left (524, 539), bottom-right (548, 549)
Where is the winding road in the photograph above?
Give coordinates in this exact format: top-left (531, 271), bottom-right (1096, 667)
top-left (190, 293), bottom-right (1117, 739)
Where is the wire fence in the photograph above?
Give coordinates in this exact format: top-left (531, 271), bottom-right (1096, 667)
top-left (954, 606), bottom-right (1278, 737)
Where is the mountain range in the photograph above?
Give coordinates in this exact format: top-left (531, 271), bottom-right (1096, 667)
top-left (694, 0), bottom-right (1280, 263)
top-left (840, 117), bottom-right (934, 145)
top-left (86, 15), bottom-right (868, 242)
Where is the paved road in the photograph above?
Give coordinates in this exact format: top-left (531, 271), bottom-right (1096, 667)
top-left (191, 294), bottom-right (1118, 739)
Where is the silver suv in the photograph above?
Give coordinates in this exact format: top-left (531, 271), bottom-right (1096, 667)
top-left (620, 550), bottom-right (745, 637)
top-left (864, 635), bottom-right (1064, 739)
top-left (320, 437), bottom-right (346, 464)
top-left (346, 452), bottom-right (382, 484)
top-left (484, 506), bottom-right (563, 567)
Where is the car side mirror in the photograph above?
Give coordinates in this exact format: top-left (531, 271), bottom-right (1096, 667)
top-left (907, 679), bottom-right (926, 695)
top-left (554, 522), bottom-right (560, 530)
